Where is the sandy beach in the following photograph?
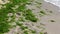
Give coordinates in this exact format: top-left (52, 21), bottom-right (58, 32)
top-left (26, 0), bottom-right (60, 34)
top-left (41, 1), bottom-right (60, 34)
top-left (23, 0), bottom-right (60, 34)
top-left (0, 0), bottom-right (60, 34)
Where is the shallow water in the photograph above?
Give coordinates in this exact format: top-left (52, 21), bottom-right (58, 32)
top-left (44, 0), bottom-right (60, 8)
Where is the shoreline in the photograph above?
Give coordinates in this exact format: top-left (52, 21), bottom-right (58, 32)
top-left (44, 0), bottom-right (60, 8)
top-left (41, 1), bottom-right (60, 34)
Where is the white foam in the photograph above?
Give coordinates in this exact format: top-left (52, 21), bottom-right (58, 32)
top-left (44, 0), bottom-right (60, 8)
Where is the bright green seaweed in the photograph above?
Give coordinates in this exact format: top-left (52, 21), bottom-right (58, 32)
top-left (0, 0), bottom-right (38, 34)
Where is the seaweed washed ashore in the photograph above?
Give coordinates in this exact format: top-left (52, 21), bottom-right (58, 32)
top-left (0, 0), bottom-right (49, 34)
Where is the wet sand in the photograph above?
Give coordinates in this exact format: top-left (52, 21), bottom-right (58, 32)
top-left (41, 1), bottom-right (60, 34)
top-left (27, 0), bottom-right (60, 34)
top-left (7, 0), bottom-right (60, 34)
top-left (0, 0), bottom-right (60, 34)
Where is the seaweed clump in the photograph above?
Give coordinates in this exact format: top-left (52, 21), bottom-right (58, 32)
top-left (0, 0), bottom-right (38, 34)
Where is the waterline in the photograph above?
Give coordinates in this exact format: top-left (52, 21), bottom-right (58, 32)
top-left (44, 0), bottom-right (60, 8)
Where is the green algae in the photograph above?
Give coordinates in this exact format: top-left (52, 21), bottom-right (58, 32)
top-left (24, 30), bottom-right (28, 34)
top-left (40, 10), bottom-right (46, 15)
top-left (24, 9), bottom-right (38, 22)
top-left (40, 32), bottom-right (44, 34)
top-left (39, 10), bottom-right (46, 16)
top-left (0, 0), bottom-right (38, 34)
top-left (31, 30), bottom-right (36, 34)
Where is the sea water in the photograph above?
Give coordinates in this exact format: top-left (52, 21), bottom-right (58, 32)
top-left (44, 0), bottom-right (60, 8)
